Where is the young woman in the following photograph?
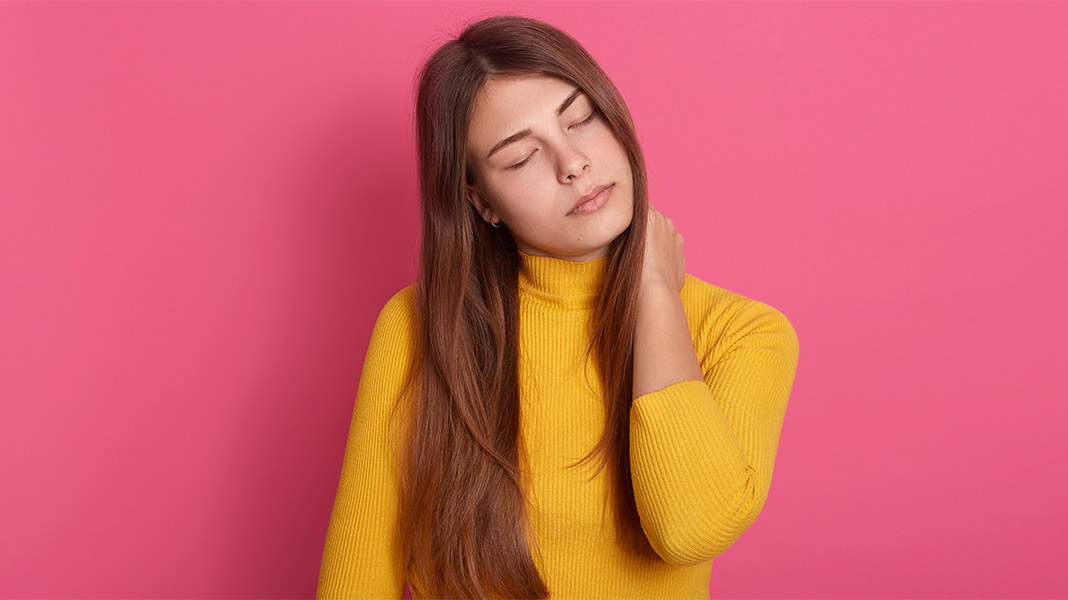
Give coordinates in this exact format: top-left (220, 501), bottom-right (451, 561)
top-left (317, 15), bottom-right (799, 600)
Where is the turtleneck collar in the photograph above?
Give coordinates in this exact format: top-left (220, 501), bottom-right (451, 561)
top-left (518, 250), bottom-right (607, 309)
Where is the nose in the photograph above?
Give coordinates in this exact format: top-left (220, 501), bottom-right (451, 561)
top-left (558, 142), bottom-right (590, 183)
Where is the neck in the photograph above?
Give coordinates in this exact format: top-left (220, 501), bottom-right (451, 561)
top-left (518, 250), bottom-right (607, 309)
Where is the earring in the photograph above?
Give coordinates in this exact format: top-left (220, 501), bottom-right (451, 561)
top-left (491, 219), bottom-right (503, 228)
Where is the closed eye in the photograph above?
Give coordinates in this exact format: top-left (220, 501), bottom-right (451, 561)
top-left (506, 110), bottom-right (601, 171)
top-left (573, 109), bottom-right (599, 129)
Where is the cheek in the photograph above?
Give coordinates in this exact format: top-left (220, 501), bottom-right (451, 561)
top-left (613, 142), bottom-right (631, 172)
top-left (620, 192), bottom-right (636, 223)
top-left (488, 178), bottom-right (546, 215)
top-left (487, 188), bottom-right (534, 223)
top-left (481, 179), bottom-right (515, 212)
top-left (615, 186), bottom-right (636, 226)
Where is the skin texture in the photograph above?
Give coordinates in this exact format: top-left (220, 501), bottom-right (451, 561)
top-left (465, 74), bottom-right (704, 398)
top-left (465, 74), bottom-right (633, 261)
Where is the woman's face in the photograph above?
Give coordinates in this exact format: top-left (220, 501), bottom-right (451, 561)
top-left (465, 74), bottom-right (634, 262)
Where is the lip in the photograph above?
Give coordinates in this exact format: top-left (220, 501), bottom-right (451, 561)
top-left (567, 183), bottom-right (614, 216)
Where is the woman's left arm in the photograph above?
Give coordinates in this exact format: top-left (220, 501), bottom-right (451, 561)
top-left (630, 207), bottom-right (800, 567)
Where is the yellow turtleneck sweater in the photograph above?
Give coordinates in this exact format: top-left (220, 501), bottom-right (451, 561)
top-left (317, 252), bottom-right (799, 599)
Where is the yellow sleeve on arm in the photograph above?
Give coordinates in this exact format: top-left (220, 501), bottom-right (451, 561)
top-left (629, 297), bottom-right (800, 566)
top-left (316, 286), bottom-right (417, 599)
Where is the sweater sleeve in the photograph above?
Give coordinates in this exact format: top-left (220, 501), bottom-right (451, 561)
top-left (316, 286), bottom-right (417, 599)
top-left (629, 288), bottom-right (800, 566)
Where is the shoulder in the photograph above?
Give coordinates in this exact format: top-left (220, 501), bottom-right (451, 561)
top-left (363, 284), bottom-right (419, 373)
top-left (680, 273), bottom-right (799, 367)
top-left (352, 285), bottom-right (419, 452)
top-left (372, 284), bottom-right (418, 336)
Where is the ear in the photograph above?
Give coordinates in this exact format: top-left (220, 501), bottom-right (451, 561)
top-left (465, 184), bottom-right (501, 225)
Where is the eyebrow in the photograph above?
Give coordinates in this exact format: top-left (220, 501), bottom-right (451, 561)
top-left (485, 87), bottom-right (585, 160)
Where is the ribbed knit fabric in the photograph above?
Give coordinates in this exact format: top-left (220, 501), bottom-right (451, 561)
top-left (317, 251), bottom-right (799, 599)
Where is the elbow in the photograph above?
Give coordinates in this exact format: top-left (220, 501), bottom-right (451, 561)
top-left (643, 465), bottom-right (768, 566)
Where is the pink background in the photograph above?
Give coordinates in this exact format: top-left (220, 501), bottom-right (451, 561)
top-left (2, 1), bottom-right (1066, 598)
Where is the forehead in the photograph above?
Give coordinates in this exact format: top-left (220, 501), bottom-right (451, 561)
top-left (475, 74), bottom-right (574, 107)
top-left (467, 75), bottom-right (581, 154)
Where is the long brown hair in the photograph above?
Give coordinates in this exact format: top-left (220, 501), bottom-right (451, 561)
top-left (392, 14), bottom-right (653, 599)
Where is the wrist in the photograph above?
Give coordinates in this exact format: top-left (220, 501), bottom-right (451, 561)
top-left (637, 278), bottom-right (683, 313)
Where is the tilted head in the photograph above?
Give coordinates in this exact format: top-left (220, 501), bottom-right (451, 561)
top-left (415, 14), bottom-right (648, 264)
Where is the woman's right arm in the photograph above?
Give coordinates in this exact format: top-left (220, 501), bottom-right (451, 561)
top-left (316, 286), bottom-right (418, 599)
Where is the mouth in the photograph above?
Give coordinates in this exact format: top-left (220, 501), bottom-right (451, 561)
top-left (567, 184), bottom-right (614, 216)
